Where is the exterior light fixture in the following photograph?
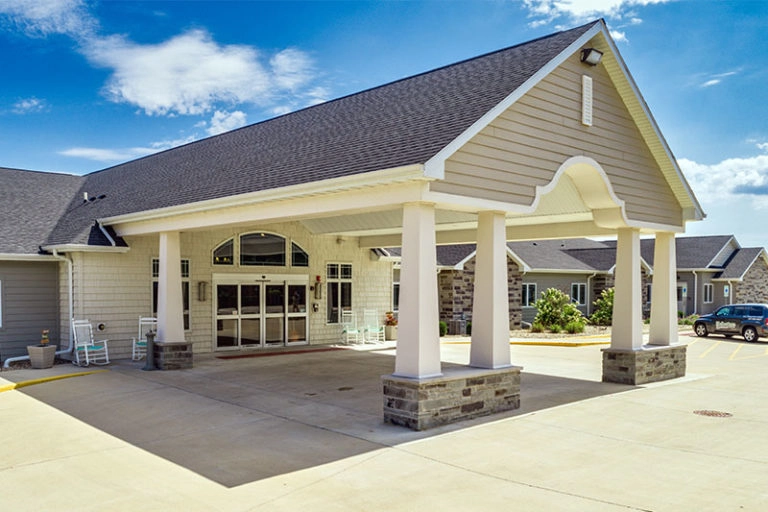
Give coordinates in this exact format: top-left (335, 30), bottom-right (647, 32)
top-left (580, 48), bottom-right (603, 66)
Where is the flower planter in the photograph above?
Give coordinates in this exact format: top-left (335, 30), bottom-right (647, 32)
top-left (385, 325), bottom-right (398, 341)
top-left (27, 345), bottom-right (57, 369)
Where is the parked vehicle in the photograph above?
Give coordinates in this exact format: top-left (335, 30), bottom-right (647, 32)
top-left (694, 304), bottom-right (768, 342)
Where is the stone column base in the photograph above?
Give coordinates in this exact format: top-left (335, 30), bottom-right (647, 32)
top-left (602, 344), bottom-right (686, 385)
top-left (382, 366), bottom-right (521, 431)
top-left (153, 341), bottom-right (193, 370)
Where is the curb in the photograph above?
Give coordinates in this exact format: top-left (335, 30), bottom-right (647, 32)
top-left (0, 370), bottom-right (108, 393)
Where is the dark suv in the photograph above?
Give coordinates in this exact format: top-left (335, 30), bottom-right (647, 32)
top-left (694, 304), bottom-right (768, 342)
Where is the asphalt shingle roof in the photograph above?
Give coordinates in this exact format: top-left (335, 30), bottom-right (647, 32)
top-left (635, 235), bottom-right (735, 268)
top-left (507, 239), bottom-right (611, 271)
top-left (717, 247), bottom-right (764, 280)
top-left (0, 167), bottom-right (84, 254)
top-left (37, 21), bottom-right (597, 248)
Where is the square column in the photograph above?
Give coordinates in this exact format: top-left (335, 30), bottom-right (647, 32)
top-left (611, 228), bottom-right (643, 350)
top-left (649, 232), bottom-right (678, 346)
top-left (157, 231), bottom-right (186, 343)
top-left (394, 203), bottom-right (441, 378)
top-left (470, 211), bottom-right (511, 369)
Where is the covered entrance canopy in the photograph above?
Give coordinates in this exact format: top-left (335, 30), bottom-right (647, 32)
top-left (44, 20), bottom-right (703, 428)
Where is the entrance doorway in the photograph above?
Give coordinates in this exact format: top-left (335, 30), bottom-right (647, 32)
top-left (214, 274), bottom-right (308, 349)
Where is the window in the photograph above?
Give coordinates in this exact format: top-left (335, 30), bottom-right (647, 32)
top-left (571, 283), bottom-right (587, 306)
top-left (152, 258), bottom-right (191, 330)
top-left (327, 263), bottom-right (352, 324)
top-left (241, 233), bottom-right (285, 266)
top-left (213, 239), bottom-right (234, 265)
top-left (0, 280), bottom-right (3, 328)
top-left (291, 242), bottom-right (309, 267)
top-left (392, 267), bottom-right (400, 313)
top-left (522, 283), bottom-right (537, 307)
top-left (703, 283), bottom-right (713, 304)
top-left (213, 234), bottom-right (308, 268)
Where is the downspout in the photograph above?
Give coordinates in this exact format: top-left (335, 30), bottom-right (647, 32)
top-left (586, 272), bottom-right (598, 316)
top-left (692, 270), bottom-right (698, 315)
top-left (2, 250), bottom-right (74, 368)
top-left (728, 280), bottom-right (734, 305)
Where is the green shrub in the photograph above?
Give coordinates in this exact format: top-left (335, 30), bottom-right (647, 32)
top-left (439, 321), bottom-right (448, 336)
top-left (590, 288), bottom-right (614, 326)
top-left (565, 319), bottom-right (586, 334)
top-left (530, 321), bottom-right (544, 333)
top-left (533, 288), bottom-right (586, 332)
top-left (466, 321), bottom-right (472, 335)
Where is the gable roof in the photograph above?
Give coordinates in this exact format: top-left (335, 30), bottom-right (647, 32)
top-left (39, 21), bottom-right (598, 249)
top-left (715, 247), bottom-right (768, 281)
top-left (0, 167), bottom-right (83, 255)
top-left (635, 235), bottom-right (735, 269)
top-left (507, 239), bottom-right (612, 272)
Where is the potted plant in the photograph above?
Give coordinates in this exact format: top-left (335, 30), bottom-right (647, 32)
top-left (27, 329), bottom-right (57, 369)
top-left (384, 312), bottom-right (398, 340)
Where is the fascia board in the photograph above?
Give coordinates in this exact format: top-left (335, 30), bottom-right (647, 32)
top-left (423, 22), bottom-right (605, 179)
top-left (100, 164), bottom-right (426, 226)
top-left (40, 244), bottom-right (131, 254)
top-left (0, 253), bottom-right (61, 262)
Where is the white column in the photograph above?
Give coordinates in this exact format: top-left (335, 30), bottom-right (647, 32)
top-left (157, 231), bottom-right (186, 343)
top-left (394, 203), bottom-right (441, 379)
top-left (612, 228), bottom-right (643, 350)
top-left (470, 211), bottom-right (511, 369)
top-left (649, 232), bottom-right (678, 346)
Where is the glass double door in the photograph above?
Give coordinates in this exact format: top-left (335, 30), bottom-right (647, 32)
top-left (215, 277), bottom-right (308, 349)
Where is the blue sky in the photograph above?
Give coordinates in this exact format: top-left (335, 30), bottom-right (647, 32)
top-left (1, 1), bottom-right (767, 246)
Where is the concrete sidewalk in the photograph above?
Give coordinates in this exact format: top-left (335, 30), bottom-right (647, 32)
top-left (2, 335), bottom-right (767, 510)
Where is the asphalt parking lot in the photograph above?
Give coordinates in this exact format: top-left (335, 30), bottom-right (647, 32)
top-left (2, 331), bottom-right (768, 511)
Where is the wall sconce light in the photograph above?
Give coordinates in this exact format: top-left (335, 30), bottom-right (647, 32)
top-left (198, 281), bottom-right (207, 302)
top-left (580, 48), bottom-right (603, 66)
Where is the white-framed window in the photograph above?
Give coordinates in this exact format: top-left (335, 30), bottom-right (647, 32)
top-left (392, 267), bottom-right (400, 313)
top-left (152, 258), bottom-right (191, 330)
top-left (326, 263), bottom-right (352, 324)
top-left (571, 283), bottom-right (587, 306)
top-left (522, 283), bottom-right (537, 307)
top-left (703, 283), bottom-right (714, 304)
top-left (0, 279), bottom-right (3, 328)
top-left (212, 233), bottom-right (308, 268)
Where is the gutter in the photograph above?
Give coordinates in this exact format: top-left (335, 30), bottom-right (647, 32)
top-left (3, 250), bottom-right (74, 368)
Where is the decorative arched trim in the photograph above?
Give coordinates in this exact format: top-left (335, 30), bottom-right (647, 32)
top-left (531, 156), bottom-right (629, 229)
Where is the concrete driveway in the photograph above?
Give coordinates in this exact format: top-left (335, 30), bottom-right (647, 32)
top-left (2, 333), bottom-right (768, 510)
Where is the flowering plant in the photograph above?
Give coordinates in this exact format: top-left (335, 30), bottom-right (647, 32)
top-left (384, 312), bottom-right (398, 326)
top-left (40, 329), bottom-right (50, 346)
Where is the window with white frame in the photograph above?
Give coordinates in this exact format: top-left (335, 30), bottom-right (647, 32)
top-left (212, 233), bottom-right (309, 268)
top-left (152, 258), bottom-right (191, 330)
top-left (571, 283), bottom-right (587, 306)
top-left (703, 283), bottom-right (714, 304)
top-left (522, 283), bottom-right (537, 307)
top-left (326, 263), bottom-right (352, 324)
top-left (392, 267), bottom-right (400, 313)
top-left (0, 280), bottom-right (3, 328)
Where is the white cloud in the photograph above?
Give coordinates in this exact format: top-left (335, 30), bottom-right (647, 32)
top-left (520, 0), bottom-right (672, 33)
top-left (271, 48), bottom-right (314, 91)
top-left (610, 30), bottom-right (627, 43)
top-left (12, 97), bottom-right (47, 114)
top-left (83, 30), bottom-right (273, 116)
top-left (60, 135), bottom-right (199, 163)
top-left (207, 110), bottom-right (248, 136)
top-left (698, 71), bottom-right (738, 88)
top-left (0, 0), bottom-right (97, 38)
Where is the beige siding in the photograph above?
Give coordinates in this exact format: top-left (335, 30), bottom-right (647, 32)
top-left (69, 222), bottom-right (393, 359)
top-left (431, 52), bottom-right (682, 226)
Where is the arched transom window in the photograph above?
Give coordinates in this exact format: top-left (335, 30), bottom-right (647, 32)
top-left (213, 233), bottom-right (309, 268)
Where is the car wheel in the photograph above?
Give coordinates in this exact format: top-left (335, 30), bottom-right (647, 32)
top-left (694, 323), bottom-right (708, 337)
top-left (743, 326), bottom-right (758, 343)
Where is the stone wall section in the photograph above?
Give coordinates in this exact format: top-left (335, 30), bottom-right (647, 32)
top-left (602, 345), bottom-right (686, 385)
top-left (382, 367), bottom-right (521, 430)
top-left (734, 260), bottom-right (768, 304)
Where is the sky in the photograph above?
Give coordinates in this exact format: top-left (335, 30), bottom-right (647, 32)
top-left (0, 0), bottom-right (767, 246)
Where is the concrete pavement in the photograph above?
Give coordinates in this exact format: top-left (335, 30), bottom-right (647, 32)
top-left (2, 332), bottom-right (768, 511)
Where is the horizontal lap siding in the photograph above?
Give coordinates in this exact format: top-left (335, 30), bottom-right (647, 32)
top-left (0, 261), bottom-right (60, 359)
top-left (432, 55), bottom-right (682, 226)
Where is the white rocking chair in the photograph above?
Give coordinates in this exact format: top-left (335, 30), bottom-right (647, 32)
top-left (72, 319), bottom-right (110, 366)
top-left (364, 309), bottom-right (385, 343)
top-left (132, 317), bottom-right (157, 361)
top-left (341, 310), bottom-right (363, 344)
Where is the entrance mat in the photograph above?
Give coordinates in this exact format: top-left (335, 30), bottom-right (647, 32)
top-left (215, 347), bottom-right (345, 360)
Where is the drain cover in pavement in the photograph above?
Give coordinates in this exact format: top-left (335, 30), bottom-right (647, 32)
top-left (693, 410), bottom-right (733, 418)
